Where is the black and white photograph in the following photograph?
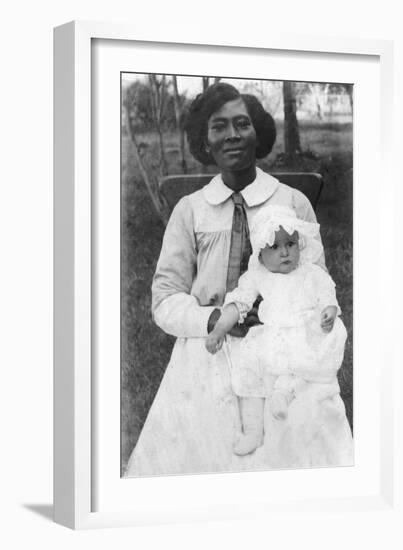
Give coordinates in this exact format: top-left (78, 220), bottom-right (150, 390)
top-left (121, 73), bottom-right (354, 477)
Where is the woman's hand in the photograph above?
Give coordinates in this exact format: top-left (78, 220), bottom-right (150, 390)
top-left (205, 333), bottom-right (225, 354)
top-left (243, 303), bottom-right (263, 328)
top-left (320, 306), bottom-right (338, 333)
top-left (229, 298), bottom-right (263, 337)
top-left (227, 307), bottom-right (260, 337)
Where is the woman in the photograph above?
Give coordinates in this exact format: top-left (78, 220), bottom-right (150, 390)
top-left (125, 83), bottom-right (353, 476)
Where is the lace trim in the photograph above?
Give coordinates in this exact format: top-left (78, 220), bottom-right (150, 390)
top-left (249, 205), bottom-right (323, 267)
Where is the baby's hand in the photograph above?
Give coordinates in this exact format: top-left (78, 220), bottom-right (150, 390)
top-left (205, 333), bottom-right (224, 354)
top-left (320, 306), bottom-right (338, 333)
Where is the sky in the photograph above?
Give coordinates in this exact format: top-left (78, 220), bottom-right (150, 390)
top-left (121, 73), bottom-right (353, 121)
top-left (121, 73), bottom-right (257, 98)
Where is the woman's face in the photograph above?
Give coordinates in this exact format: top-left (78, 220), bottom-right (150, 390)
top-left (206, 98), bottom-right (257, 172)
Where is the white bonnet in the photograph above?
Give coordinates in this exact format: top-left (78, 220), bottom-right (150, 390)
top-left (249, 205), bottom-right (323, 267)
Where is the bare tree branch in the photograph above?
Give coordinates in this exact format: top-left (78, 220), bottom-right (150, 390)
top-left (202, 76), bottom-right (210, 92)
top-left (148, 75), bottom-right (168, 176)
top-left (172, 75), bottom-right (188, 174)
top-left (124, 101), bottom-right (170, 225)
top-left (283, 81), bottom-right (301, 159)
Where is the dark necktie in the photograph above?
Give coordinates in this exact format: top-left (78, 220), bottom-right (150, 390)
top-left (226, 193), bottom-right (252, 292)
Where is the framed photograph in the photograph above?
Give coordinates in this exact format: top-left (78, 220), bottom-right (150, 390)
top-left (54, 21), bottom-right (395, 529)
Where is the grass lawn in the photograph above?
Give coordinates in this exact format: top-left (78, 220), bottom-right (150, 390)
top-left (121, 120), bottom-right (353, 473)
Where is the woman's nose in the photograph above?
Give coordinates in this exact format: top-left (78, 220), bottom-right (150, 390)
top-left (226, 123), bottom-right (240, 140)
top-left (280, 246), bottom-right (289, 257)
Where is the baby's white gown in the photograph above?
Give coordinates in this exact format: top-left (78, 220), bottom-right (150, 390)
top-left (225, 262), bottom-right (348, 398)
top-left (126, 262), bottom-right (353, 476)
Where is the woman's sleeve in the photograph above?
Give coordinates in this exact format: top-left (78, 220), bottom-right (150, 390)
top-left (152, 197), bottom-right (216, 338)
top-left (223, 270), bottom-right (260, 323)
top-left (292, 188), bottom-right (327, 271)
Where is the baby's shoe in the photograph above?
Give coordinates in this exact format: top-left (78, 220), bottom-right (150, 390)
top-left (234, 397), bottom-right (264, 455)
top-left (233, 432), bottom-right (263, 456)
top-left (270, 392), bottom-right (289, 420)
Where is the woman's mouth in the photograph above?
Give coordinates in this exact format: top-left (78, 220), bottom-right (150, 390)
top-left (224, 148), bottom-right (244, 154)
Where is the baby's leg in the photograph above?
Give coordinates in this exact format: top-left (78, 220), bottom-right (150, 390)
top-left (234, 397), bottom-right (265, 456)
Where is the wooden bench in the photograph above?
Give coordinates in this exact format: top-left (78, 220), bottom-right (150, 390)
top-left (160, 172), bottom-right (324, 213)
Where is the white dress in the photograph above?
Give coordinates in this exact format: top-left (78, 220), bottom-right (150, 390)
top-left (224, 262), bottom-right (348, 398)
top-left (125, 170), bottom-right (353, 477)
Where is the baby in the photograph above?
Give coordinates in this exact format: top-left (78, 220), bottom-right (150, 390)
top-left (205, 205), bottom-right (347, 456)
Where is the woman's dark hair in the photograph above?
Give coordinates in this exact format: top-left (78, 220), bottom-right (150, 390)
top-left (184, 82), bottom-right (276, 166)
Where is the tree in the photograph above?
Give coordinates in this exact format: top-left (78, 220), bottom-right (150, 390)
top-left (343, 84), bottom-right (353, 113)
top-left (123, 84), bottom-right (170, 225)
top-left (125, 79), bottom-right (178, 133)
top-left (283, 81), bottom-right (301, 160)
top-left (125, 80), bottom-right (154, 131)
top-left (172, 75), bottom-right (188, 173)
top-left (148, 74), bottom-right (169, 176)
top-left (201, 76), bottom-right (221, 91)
top-left (308, 82), bottom-right (330, 120)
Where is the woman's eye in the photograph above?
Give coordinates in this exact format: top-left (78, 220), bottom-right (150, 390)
top-left (287, 241), bottom-right (295, 247)
top-left (236, 120), bottom-right (251, 129)
top-left (270, 244), bottom-right (278, 250)
top-left (211, 124), bottom-right (225, 132)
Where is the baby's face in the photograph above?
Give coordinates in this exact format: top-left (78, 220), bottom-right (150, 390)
top-left (259, 226), bottom-right (300, 274)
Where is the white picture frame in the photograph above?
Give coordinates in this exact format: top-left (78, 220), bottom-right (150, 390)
top-left (54, 20), bottom-right (396, 529)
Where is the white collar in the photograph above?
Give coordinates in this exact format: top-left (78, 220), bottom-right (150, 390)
top-left (202, 167), bottom-right (280, 207)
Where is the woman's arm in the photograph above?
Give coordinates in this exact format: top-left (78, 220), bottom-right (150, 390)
top-left (152, 197), bottom-right (216, 338)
